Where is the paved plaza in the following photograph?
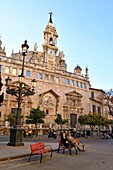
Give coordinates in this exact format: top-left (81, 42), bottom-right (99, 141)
top-left (0, 136), bottom-right (113, 170)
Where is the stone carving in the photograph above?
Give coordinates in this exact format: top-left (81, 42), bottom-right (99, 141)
top-left (43, 95), bottom-right (54, 107)
top-left (34, 43), bottom-right (38, 52)
top-left (29, 53), bottom-right (44, 65)
top-left (59, 51), bottom-right (65, 59)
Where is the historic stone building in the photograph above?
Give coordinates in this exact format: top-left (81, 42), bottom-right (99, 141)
top-left (0, 13), bottom-right (110, 132)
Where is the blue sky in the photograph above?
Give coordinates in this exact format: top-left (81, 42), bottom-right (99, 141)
top-left (0, 0), bottom-right (113, 90)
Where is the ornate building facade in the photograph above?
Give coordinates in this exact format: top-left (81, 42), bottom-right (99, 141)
top-left (0, 13), bottom-right (110, 131)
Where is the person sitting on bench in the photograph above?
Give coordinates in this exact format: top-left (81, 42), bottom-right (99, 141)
top-left (67, 131), bottom-right (82, 151)
top-left (60, 132), bottom-right (70, 148)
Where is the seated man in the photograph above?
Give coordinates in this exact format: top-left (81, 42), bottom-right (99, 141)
top-left (67, 131), bottom-right (82, 151)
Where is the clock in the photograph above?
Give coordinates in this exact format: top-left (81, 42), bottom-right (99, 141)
top-left (48, 49), bottom-right (55, 55)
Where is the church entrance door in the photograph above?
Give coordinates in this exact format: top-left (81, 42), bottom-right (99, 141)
top-left (70, 113), bottom-right (77, 128)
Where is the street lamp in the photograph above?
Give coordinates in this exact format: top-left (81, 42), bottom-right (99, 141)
top-left (0, 71), bottom-right (4, 105)
top-left (5, 40), bottom-right (36, 146)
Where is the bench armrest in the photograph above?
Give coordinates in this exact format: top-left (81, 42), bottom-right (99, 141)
top-left (44, 144), bottom-right (53, 150)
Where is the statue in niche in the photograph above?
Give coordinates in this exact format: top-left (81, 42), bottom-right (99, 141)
top-left (39, 94), bottom-right (43, 104)
top-left (43, 95), bottom-right (54, 107)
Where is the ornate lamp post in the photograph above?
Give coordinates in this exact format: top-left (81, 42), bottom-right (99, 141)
top-left (5, 40), bottom-right (36, 146)
top-left (0, 71), bottom-right (4, 105)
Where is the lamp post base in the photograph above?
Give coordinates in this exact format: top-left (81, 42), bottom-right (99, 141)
top-left (7, 127), bottom-right (24, 146)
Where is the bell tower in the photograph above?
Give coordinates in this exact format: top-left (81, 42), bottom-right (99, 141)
top-left (43, 12), bottom-right (59, 70)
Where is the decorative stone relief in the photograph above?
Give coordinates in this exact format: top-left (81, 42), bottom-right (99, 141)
top-left (43, 94), bottom-right (54, 107)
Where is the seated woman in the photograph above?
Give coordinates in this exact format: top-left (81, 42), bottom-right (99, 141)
top-left (60, 132), bottom-right (70, 148)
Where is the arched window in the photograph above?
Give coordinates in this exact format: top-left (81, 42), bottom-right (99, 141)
top-left (49, 37), bottom-right (54, 46)
top-left (49, 37), bottom-right (53, 45)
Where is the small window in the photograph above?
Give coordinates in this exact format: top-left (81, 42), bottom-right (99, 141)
top-left (12, 68), bottom-right (17, 75)
top-left (84, 83), bottom-right (87, 89)
top-left (91, 91), bottom-right (94, 99)
top-left (45, 74), bottom-right (49, 81)
top-left (0, 65), bottom-right (2, 72)
top-left (98, 107), bottom-right (101, 114)
top-left (39, 73), bottom-right (43, 79)
top-left (51, 75), bottom-right (54, 82)
top-left (46, 110), bottom-right (49, 114)
top-left (5, 66), bottom-right (10, 73)
top-left (0, 112), bottom-right (1, 117)
top-left (26, 70), bottom-right (30, 77)
top-left (66, 79), bottom-right (70, 85)
top-left (80, 82), bottom-right (83, 88)
top-left (56, 77), bottom-right (59, 83)
top-left (71, 80), bottom-right (74, 86)
top-left (76, 81), bottom-right (79, 87)
top-left (92, 105), bottom-right (96, 114)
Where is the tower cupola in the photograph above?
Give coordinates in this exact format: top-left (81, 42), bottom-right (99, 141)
top-left (74, 64), bottom-right (82, 75)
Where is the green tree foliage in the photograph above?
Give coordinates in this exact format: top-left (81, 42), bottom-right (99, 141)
top-left (26, 107), bottom-right (46, 137)
top-left (7, 113), bottom-right (16, 126)
top-left (78, 113), bottom-right (112, 137)
top-left (78, 114), bottom-right (88, 126)
top-left (78, 114), bottom-right (97, 136)
top-left (105, 89), bottom-right (113, 116)
top-left (7, 113), bottom-right (23, 126)
top-left (54, 113), bottom-right (68, 129)
top-left (87, 114), bottom-right (97, 131)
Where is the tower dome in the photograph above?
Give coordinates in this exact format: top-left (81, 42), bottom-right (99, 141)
top-left (74, 64), bottom-right (82, 75)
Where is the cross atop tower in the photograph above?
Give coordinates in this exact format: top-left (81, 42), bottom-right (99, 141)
top-left (49, 12), bottom-right (53, 24)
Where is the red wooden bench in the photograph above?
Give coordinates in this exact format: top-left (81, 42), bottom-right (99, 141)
top-left (28, 142), bottom-right (53, 163)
